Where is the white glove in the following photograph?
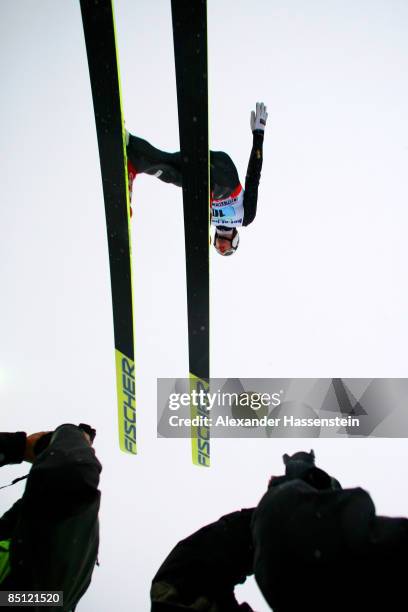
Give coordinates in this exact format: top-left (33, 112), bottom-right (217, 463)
top-left (250, 102), bottom-right (268, 132)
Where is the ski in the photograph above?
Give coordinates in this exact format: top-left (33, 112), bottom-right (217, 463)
top-left (171, 0), bottom-right (210, 466)
top-left (80, 0), bottom-right (136, 455)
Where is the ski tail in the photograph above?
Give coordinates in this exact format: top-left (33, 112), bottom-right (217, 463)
top-left (171, 0), bottom-right (211, 466)
top-left (80, 0), bottom-right (136, 454)
top-left (189, 374), bottom-right (210, 467)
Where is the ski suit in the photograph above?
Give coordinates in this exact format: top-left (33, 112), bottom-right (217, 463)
top-left (151, 509), bottom-right (255, 612)
top-left (0, 425), bottom-right (101, 611)
top-left (252, 468), bottom-right (408, 612)
top-left (126, 131), bottom-right (264, 228)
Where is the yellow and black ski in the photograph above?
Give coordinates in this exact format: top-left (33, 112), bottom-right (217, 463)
top-left (171, 0), bottom-right (210, 466)
top-left (80, 0), bottom-right (136, 455)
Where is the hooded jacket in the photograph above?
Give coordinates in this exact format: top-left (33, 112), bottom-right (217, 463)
top-left (0, 425), bottom-right (101, 611)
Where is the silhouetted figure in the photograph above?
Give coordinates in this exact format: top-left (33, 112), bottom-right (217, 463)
top-left (0, 424), bottom-right (101, 611)
top-left (252, 450), bottom-right (408, 611)
top-left (151, 509), bottom-right (255, 611)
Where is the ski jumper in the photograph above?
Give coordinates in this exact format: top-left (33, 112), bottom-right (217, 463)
top-left (126, 132), bottom-right (264, 228)
top-left (151, 509), bottom-right (255, 612)
top-left (0, 425), bottom-right (101, 611)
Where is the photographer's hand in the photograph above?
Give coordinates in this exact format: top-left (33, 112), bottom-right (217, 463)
top-left (24, 432), bottom-right (50, 463)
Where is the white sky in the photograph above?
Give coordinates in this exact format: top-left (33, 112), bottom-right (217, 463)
top-left (1, 1), bottom-right (408, 610)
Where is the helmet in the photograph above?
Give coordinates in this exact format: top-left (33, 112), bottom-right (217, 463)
top-left (213, 227), bottom-right (240, 256)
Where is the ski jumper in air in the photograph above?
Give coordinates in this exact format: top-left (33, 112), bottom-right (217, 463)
top-left (126, 102), bottom-right (267, 256)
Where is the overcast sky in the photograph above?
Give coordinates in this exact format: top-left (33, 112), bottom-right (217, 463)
top-left (1, 1), bottom-right (408, 610)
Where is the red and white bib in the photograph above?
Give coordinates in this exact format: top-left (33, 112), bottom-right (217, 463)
top-left (211, 184), bottom-right (244, 227)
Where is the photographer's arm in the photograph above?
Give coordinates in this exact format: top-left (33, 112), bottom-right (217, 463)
top-left (0, 433), bottom-right (27, 468)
